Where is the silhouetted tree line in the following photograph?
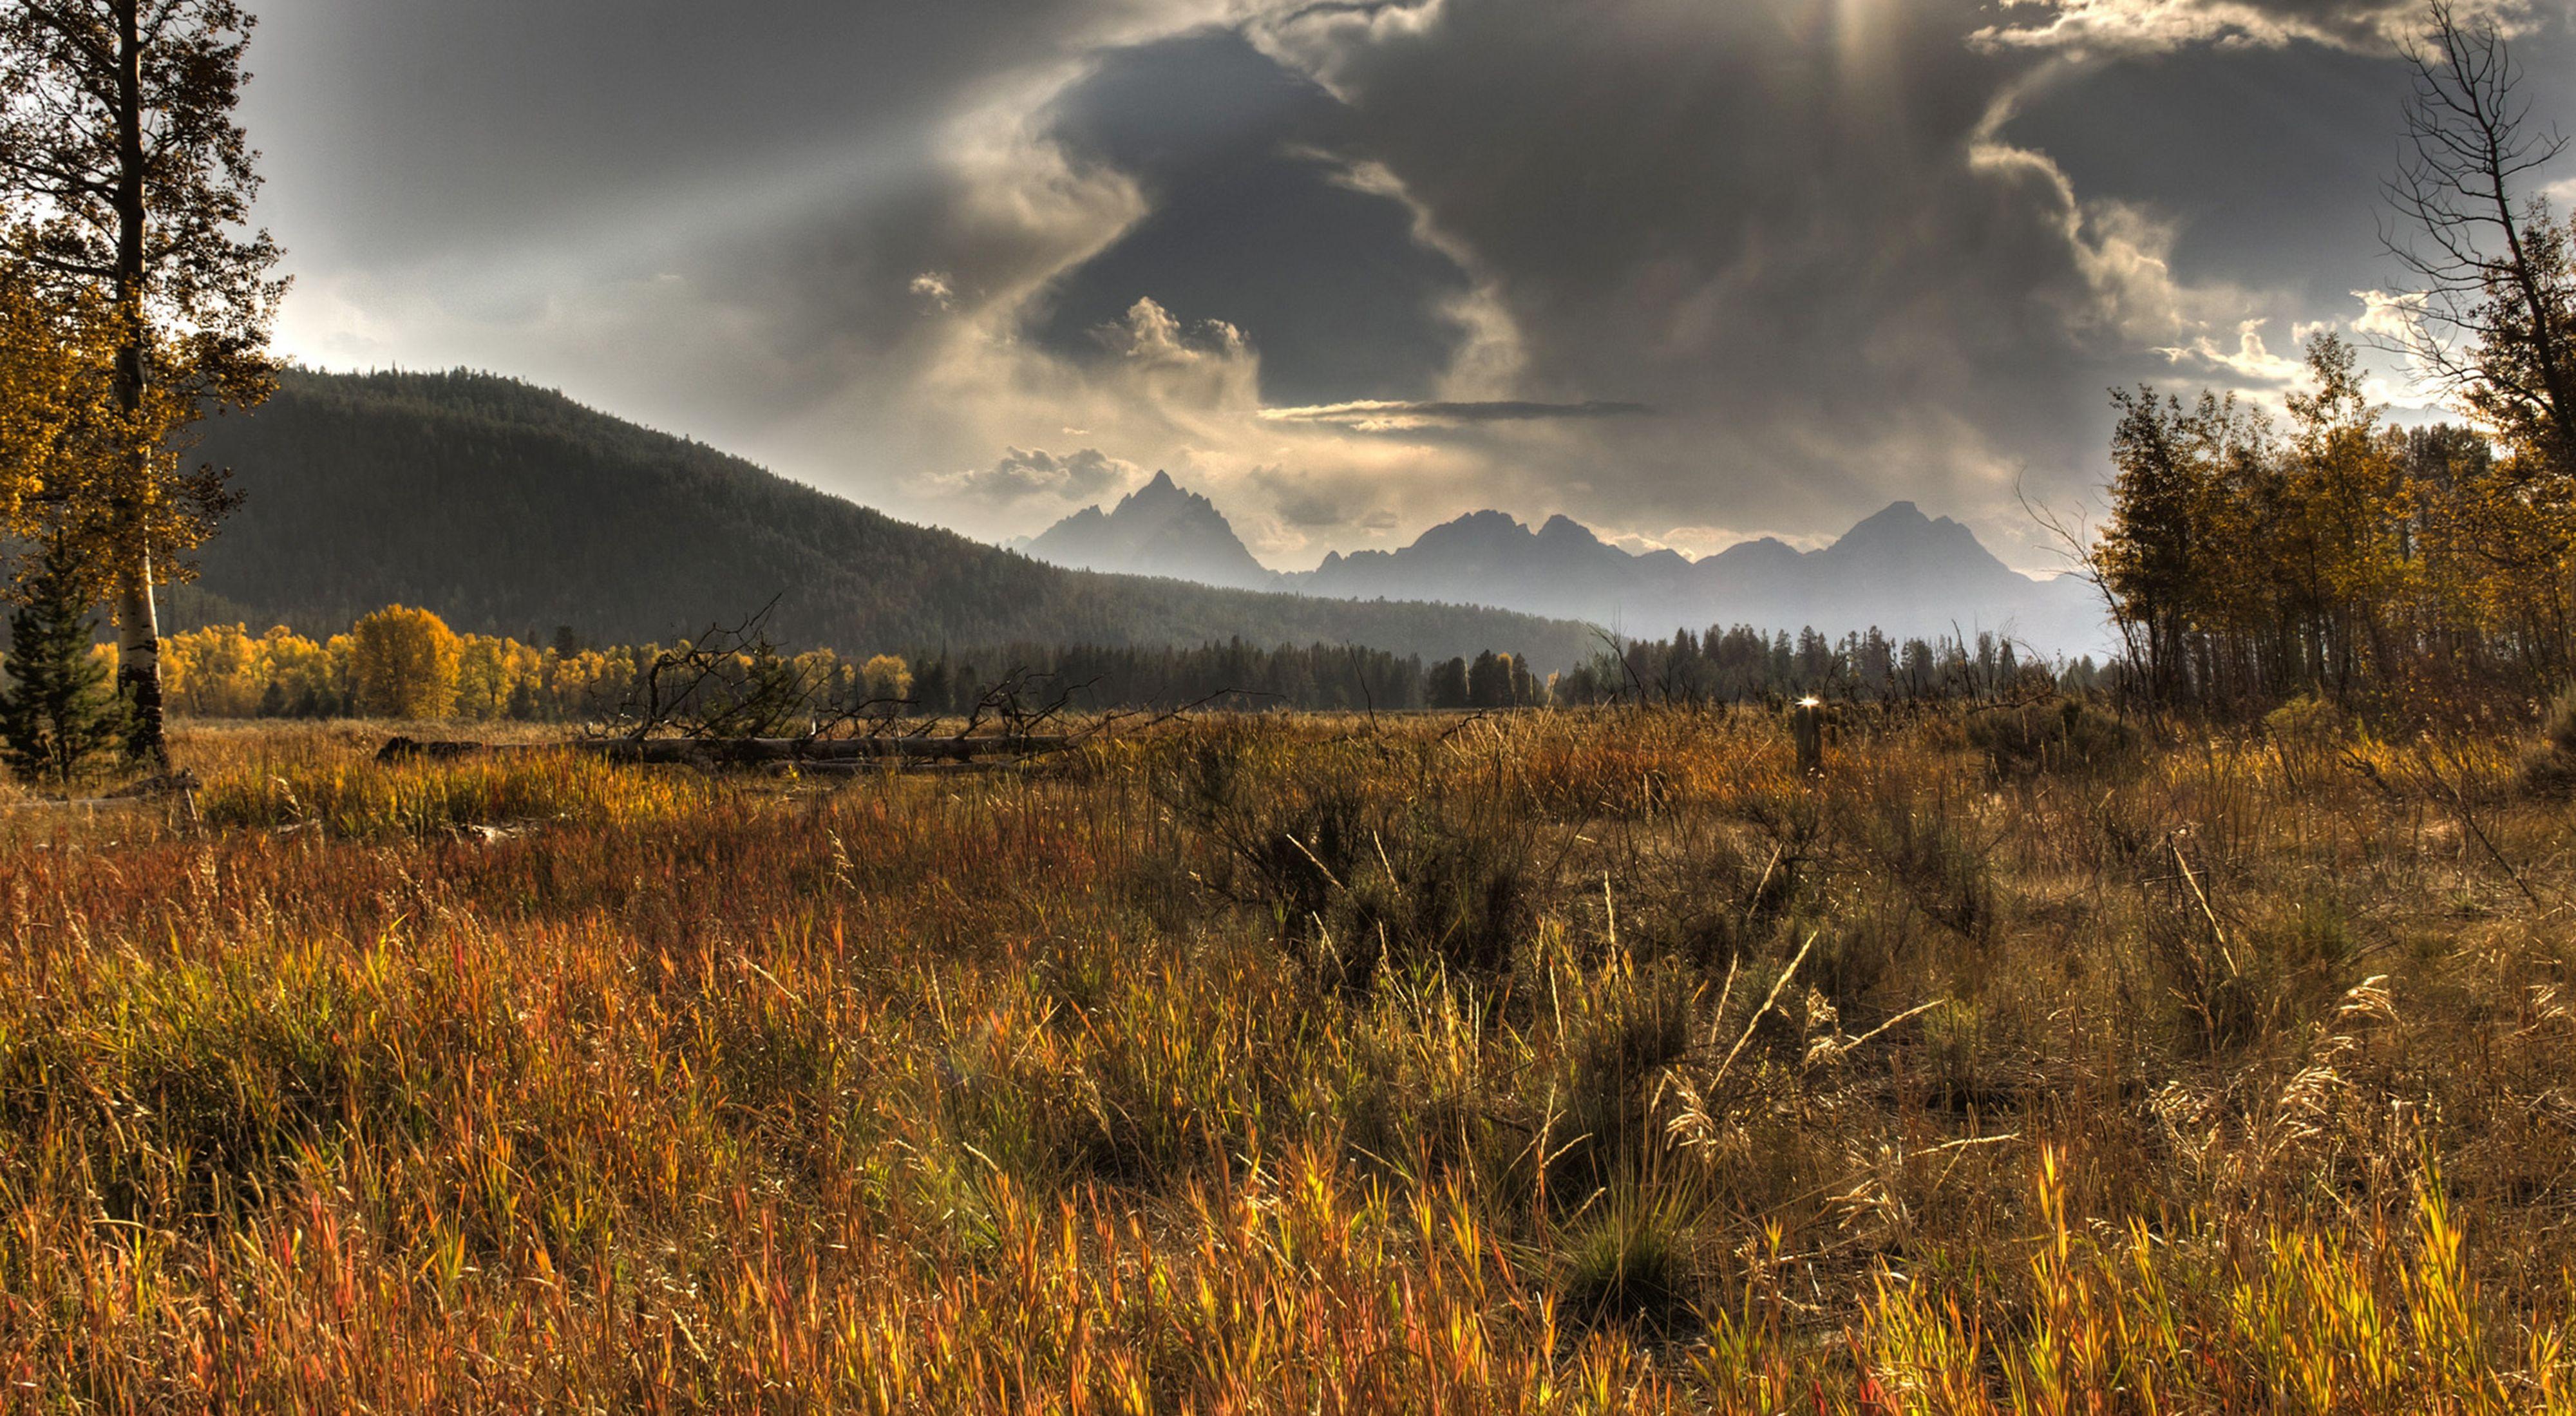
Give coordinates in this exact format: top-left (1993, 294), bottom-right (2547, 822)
top-left (1552, 625), bottom-right (2101, 706)
top-left (1420, 650), bottom-right (1545, 709)
top-left (902, 639), bottom-right (1430, 713)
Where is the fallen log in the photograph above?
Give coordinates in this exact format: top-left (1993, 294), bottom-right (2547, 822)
top-left (378, 733), bottom-right (1072, 766)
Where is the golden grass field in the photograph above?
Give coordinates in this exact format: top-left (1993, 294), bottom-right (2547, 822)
top-left (5, 703), bottom-right (2576, 1411)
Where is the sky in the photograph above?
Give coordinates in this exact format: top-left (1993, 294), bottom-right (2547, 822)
top-left (238, 0), bottom-right (2576, 572)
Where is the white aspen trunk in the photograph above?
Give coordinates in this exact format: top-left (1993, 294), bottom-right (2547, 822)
top-left (114, 547), bottom-right (164, 768)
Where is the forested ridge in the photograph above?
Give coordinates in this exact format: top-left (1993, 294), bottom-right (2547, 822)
top-left (174, 368), bottom-right (1602, 670)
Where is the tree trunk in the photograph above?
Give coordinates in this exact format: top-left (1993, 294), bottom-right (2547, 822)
top-left (110, 0), bottom-right (163, 768)
top-left (115, 551), bottom-right (162, 766)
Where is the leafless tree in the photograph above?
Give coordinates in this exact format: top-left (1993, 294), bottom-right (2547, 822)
top-left (605, 599), bottom-right (837, 742)
top-left (2381, 1), bottom-right (2575, 477)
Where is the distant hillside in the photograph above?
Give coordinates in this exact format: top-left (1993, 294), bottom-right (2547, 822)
top-left (173, 370), bottom-right (1600, 669)
top-left (1293, 502), bottom-right (2112, 657)
top-left (1022, 471), bottom-right (1273, 590)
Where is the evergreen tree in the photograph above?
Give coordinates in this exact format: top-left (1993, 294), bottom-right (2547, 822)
top-left (1466, 650), bottom-right (1508, 708)
top-left (0, 538), bottom-right (125, 786)
top-left (1428, 656), bottom-right (1470, 709)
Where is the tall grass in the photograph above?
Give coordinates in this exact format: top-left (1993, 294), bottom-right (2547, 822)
top-left (2, 704), bottom-right (2572, 1409)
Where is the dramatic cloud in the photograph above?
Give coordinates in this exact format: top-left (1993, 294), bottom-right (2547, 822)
top-left (1975, 0), bottom-right (2534, 56)
top-left (1260, 399), bottom-right (1656, 431)
top-left (933, 446), bottom-right (1144, 503)
top-left (1029, 30), bottom-right (1476, 406)
top-left (2155, 321), bottom-right (2311, 383)
top-left (236, 0), bottom-right (2576, 571)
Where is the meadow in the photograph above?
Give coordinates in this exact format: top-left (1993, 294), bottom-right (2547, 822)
top-left (5, 701), bottom-right (2576, 1411)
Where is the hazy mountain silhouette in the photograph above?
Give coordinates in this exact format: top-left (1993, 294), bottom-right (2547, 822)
top-left (1296, 500), bottom-right (2111, 656)
top-left (168, 369), bottom-right (1604, 669)
top-left (1021, 471), bottom-right (1273, 590)
top-left (1014, 471), bottom-right (2108, 656)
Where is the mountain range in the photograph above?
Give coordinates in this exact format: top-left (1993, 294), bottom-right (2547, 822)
top-left (168, 370), bottom-right (1603, 670)
top-left (1024, 477), bottom-right (2114, 657)
top-left (167, 368), bottom-right (2110, 674)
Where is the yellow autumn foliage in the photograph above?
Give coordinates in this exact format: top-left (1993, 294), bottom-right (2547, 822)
top-left (350, 605), bottom-right (463, 721)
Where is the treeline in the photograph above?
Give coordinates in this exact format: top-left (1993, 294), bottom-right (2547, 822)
top-left (2090, 14), bottom-right (2574, 711)
top-left (2099, 337), bottom-right (2574, 706)
top-left (151, 611), bottom-right (1457, 721)
top-left (899, 641), bottom-right (1430, 713)
top-left (155, 615), bottom-right (1542, 720)
top-left (135, 605), bottom-right (2102, 726)
top-left (160, 611), bottom-right (890, 723)
top-left (1557, 625), bottom-right (2102, 706)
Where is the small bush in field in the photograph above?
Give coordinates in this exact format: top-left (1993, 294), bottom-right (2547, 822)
top-left (1553, 953), bottom-right (1699, 1187)
top-left (2262, 692), bottom-right (2345, 745)
top-left (1965, 697), bottom-right (2139, 777)
top-left (1164, 730), bottom-right (1537, 993)
top-left (1329, 810), bottom-right (1536, 985)
top-left (2517, 681), bottom-right (2576, 797)
top-left (1558, 1190), bottom-right (1699, 1332)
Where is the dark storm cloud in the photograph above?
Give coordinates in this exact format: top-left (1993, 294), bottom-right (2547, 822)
top-left (240, 0), bottom-right (1211, 464)
top-left (236, 0), bottom-right (2576, 564)
top-left (1247, 0), bottom-right (2157, 527)
top-left (2006, 42), bottom-right (2402, 299)
top-left (2007, 21), bottom-right (2576, 299)
top-left (1241, 0), bottom-right (2574, 542)
top-left (1030, 30), bottom-right (1474, 406)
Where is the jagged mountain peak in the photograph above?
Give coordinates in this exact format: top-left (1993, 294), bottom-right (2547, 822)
top-left (1536, 513), bottom-right (1602, 544)
top-left (1437, 509), bottom-right (1531, 534)
top-left (1025, 471), bottom-right (1274, 590)
top-left (1825, 498), bottom-right (1995, 567)
top-left (1119, 469), bottom-right (1188, 507)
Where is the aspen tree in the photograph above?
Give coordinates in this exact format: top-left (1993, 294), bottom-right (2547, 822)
top-left (0, 0), bottom-right (284, 765)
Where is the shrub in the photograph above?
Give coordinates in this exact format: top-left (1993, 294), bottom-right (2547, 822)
top-left (2517, 680), bottom-right (2576, 797)
top-left (1558, 1189), bottom-right (1699, 1331)
top-left (1550, 954), bottom-right (1698, 1191)
top-left (1965, 697), bottom-right (2139, 777)
top-left (1163, 729), bottom-right (1539, 994)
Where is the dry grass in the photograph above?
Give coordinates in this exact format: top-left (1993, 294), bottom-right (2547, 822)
top-left (3, 704), bottom-right (2575, 1410)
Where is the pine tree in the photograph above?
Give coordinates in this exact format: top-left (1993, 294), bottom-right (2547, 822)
top-left (0, 538), bottom-right (125, 786)
top-left (1427, 656), bottom-right (1470, 709)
